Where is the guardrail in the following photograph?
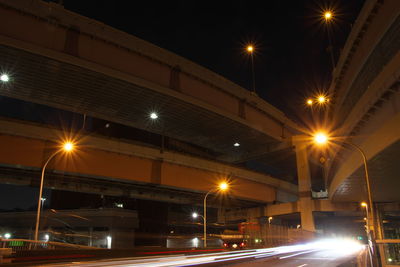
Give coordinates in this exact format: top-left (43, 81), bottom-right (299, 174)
top-left (376, 239), bottom-right (400, 266)
top-left (0, 238), bottom-right (101, 252)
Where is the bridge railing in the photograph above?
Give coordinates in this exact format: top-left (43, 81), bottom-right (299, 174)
top-left (376, 239), bottom-right (400, 266)
top-left (0, 238), bottom-right (101, 252)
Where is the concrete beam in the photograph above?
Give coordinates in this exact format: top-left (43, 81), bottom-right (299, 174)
top-left (312, 199), bottom-right (359, 212)
top-left (0, 118), bottom-right (298, 195)
top-left (0, 165), bottom-right (258, 207)
top-left (221, 199), bottom-right (360, 222)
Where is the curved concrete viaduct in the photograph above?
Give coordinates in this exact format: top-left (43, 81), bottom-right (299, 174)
top-left (0, 0), bottom-right (302, 204)
top-left (327, 0), bottom-right (400, 202)
top-left (222, 0), bottom-right (400, 236)
top-left (0, 0), bottom-right (299, 164)
top-left (0, 117), bottom-right (297, 204)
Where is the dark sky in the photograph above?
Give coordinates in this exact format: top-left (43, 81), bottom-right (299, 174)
top-left (58, 0), bottom-right (365, 122)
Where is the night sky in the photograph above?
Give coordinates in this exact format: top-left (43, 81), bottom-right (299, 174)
top-left (1, 0), bottom-right (366, 210)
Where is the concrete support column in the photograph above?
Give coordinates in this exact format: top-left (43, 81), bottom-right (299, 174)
top-left (293, 135), bottom-right (315, 232)
top-left (217, 207), bottom-right (226, 224)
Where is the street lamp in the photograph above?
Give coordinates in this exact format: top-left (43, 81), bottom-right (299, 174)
top-left (34, 141), bottom-right (75, 241)
top-left (324, 11), bottom-right (332, 22)
top-left (203, 182), bottom-right (229, 248)
top-left (317, 95), bottom-right (327, 104)
top-left (0, 73), bottom-right (9, 82)
top-left (313, 133), bottom-right (377, 255)
top-left (246, 45), bottom-right (256, 95)
top-left (149, 112), bottom-right (158, 120)
top-left (268, 216), bottom-right (273, 224)
top-left (192, 211), bottom-right (205, 223)
top-left (192, 212), bottom-right (206, 247)
top-left (322, 10), bottom-right (335, 70)
top-left (306, 94), bottom-right (329, 106)
top-left (314, 132), bottom-right (328, 144)
top-left (306, 94), bottom-right (329, 107)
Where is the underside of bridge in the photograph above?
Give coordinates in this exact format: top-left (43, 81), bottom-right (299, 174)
top-left (1, 2), bottom-right (399, 255)
top-left (332, 140), bottom-right (400, 202)
top-left (0, 165), bottom-right (261, 209)
top-left (0, 0), bottom-right (301, 185)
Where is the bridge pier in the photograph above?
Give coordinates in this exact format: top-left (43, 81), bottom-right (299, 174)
top-left (293, 135), bottom-right (315, 232)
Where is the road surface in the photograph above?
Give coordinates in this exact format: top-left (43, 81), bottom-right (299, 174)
top-left (34, 239), bottom-right (363, 266)
top-left (228, 248), bottom-right (358, 267)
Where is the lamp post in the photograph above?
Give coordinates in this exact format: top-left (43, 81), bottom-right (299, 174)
top-left (313, 133), bottom-right (377, 256)
top-left (313, 133), bottom-right (375, 230)
top-left (322, 10), bottom-right (335, 70)
top-left (202, 182), bottom-right (228, 248)
top-left (246, 45), bottom-right (256, 95)
top-left (34, 141), bottom-right (74, 241)
top-left (192, 212), bottom-right (205, 240)
top-left (361, 202), bottom-right (375, 267)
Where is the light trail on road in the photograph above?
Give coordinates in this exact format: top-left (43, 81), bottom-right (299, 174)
top-left (41, 238), bottom-right (364, 267)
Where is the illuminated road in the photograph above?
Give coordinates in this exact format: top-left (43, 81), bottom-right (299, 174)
top-left (39, 239), bottom-right (363, 267)
top-left (229, 249), bottom-right (358, 267)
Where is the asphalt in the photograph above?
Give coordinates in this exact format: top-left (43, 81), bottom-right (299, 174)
top-left (226, 249), bottom-right (358, 267)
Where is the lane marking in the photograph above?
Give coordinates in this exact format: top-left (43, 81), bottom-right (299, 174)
top-left (297, 264), bottom-right (308, 267)
top-left (279, 250), bottom-right (316, 259)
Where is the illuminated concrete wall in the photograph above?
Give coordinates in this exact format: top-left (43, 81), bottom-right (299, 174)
top-left (0, 119), bottom-right (295, 203)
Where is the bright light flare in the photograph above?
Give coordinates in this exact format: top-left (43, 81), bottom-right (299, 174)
top-left (324, 11), bottom-right (332, 20)
top-left (192, 212), bottom-right (198, 218)
top-left (246, 45), bottom-right (254, 53)
top-left (318, 95), bottom-right (327, 103)
top-left (0, 74), bottom-right (9, 82)
top-left (150, 112), bottom-right (158, 119)
top-left (219, 182), bottom-right (228, 191)
top-left (63, 142), bottom-right (74, 152)
top-left (361, 202), bottom-right (368, 208)
top-left (64, 241), bottom-right (364, 266)
top-left (310, 238), bottom-right (364, 256)
top-left (307, 99), bottom-right (313, 106)
top-left (314, 132), bottom-right (328, 144)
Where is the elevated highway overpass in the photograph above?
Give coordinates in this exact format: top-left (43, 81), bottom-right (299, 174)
top-left (222, 0), bottom-right (400, 244)
top-left (327, 0), bottom-right (400, 203)
top-left (0, 0), bottom-right (300, 207)
top-left (0, 0), bottom-right (299, 162)
top-left (0, 117), bottom-right (297, 205)
top-left (322, 3), bottom-right (400, 262)
top-left (1, 0), bottom-right (398, 255)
